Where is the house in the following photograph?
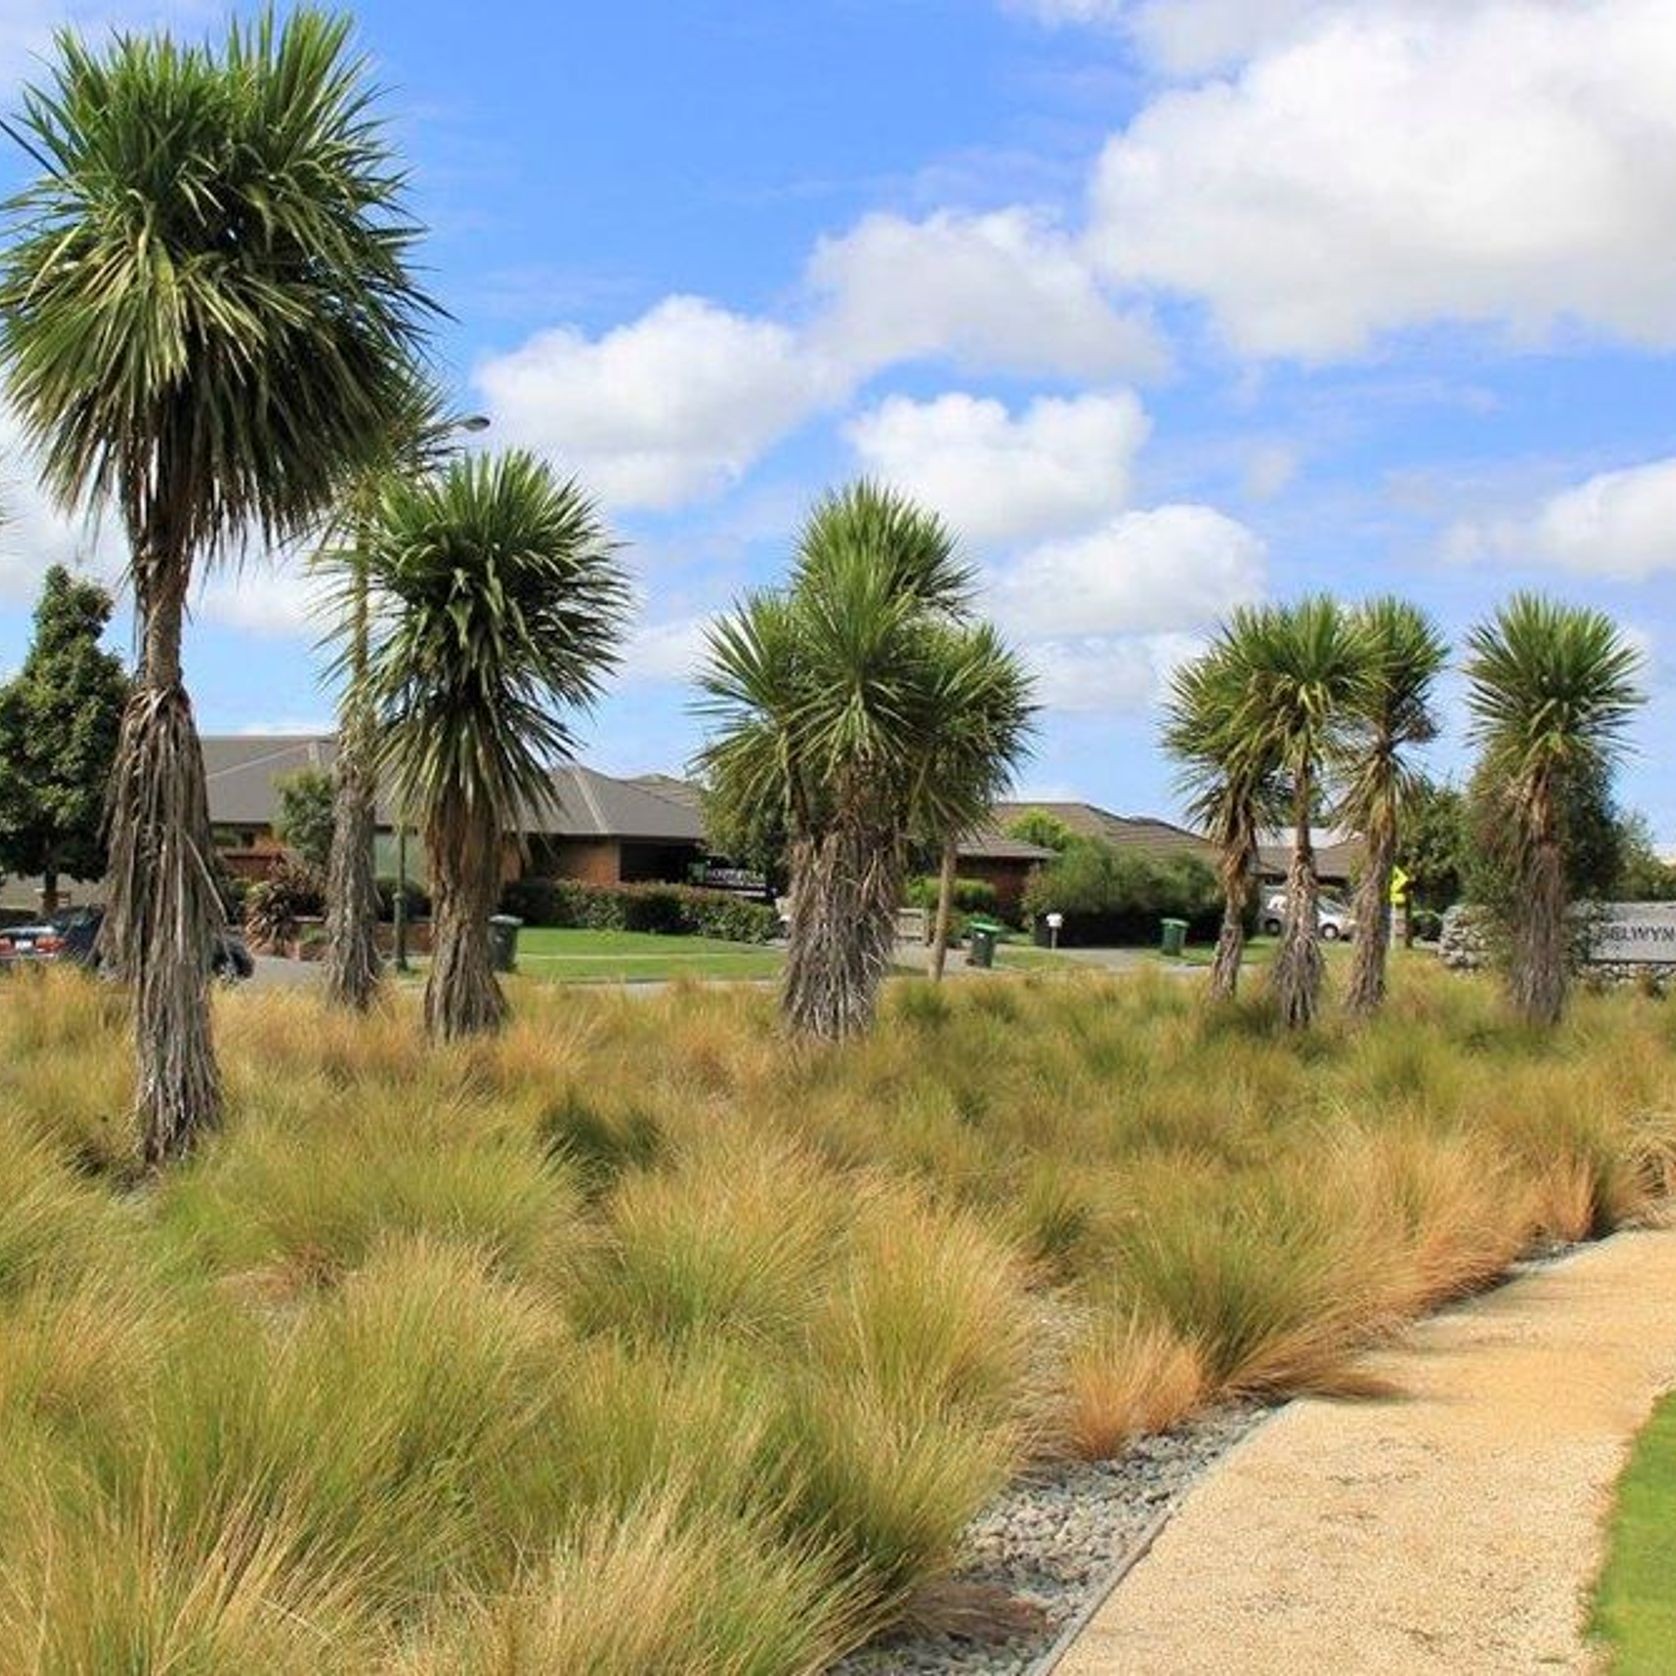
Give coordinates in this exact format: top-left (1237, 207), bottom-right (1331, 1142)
top-left (202, 740), bottom-right (1068, 905)
top-left (203, 735), bottom-right (708, 890)
top-left (949, 826), bottom-right (1058, 916)
top-left (625, 775), bottom-right (1056, 914)
top-left (990, 801), bottom-right (1220, 867)
top-left (1255, 828), bottom-right (1366, 893)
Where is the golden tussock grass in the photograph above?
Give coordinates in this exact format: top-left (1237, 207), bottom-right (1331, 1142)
top-left (1062, 1310), bottom-right (1209, 1460)
top-left (0, 958), bottom-right (1670, 1669)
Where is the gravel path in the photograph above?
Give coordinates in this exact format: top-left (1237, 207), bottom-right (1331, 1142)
top-left (832, 1405), bottom-right (1264, 1676)
top-left (1054, 1228), bottom-right (1676, 1676)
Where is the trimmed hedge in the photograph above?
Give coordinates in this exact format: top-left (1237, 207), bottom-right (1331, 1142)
top-left (501, 877), bottom-right (780, 944)
top-left (903, 874), bottom-right (1000, 916)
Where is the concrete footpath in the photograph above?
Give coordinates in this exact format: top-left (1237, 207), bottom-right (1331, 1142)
top-left (1055, 1228), bottom-right (1676, 1676)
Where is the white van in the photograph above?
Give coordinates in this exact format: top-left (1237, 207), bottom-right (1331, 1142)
top-left (1261, 890), bottom-right (1357, 940)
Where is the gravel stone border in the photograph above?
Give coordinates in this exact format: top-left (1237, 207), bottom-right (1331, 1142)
top-left (831, 1402), bottom-right (1265, 1676)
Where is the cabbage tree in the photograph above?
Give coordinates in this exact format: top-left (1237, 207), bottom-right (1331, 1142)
top-left (1339, 599), bottom-right (1447, 1016)
top-left (1465, 596), bottom-right (1643, 1026)
top-left (355, 451), bottom-right (628, 1041)
top-left (700, 483), bottom-right (1028, 1037)
top-left (0, 11), bottom-right (432, 1161)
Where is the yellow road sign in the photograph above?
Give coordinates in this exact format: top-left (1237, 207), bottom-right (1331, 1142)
top-left (1389, 865), bottom-right (1411, 906)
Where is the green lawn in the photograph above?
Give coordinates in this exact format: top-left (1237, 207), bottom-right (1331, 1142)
top-left (992, 941), bottom-right (1077, 971)
top-left (1592, 1391), bottom-right (1676, 1671)
top-left (512, 928), bottom-right (1062, 983)
top-left (1169, 933), bottom-right (1357, 969)
top-left (512, 926), bottom-right (784, 984)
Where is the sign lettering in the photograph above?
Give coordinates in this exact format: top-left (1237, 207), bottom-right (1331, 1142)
top-left (1586, 903), bottom-right (1676, 965)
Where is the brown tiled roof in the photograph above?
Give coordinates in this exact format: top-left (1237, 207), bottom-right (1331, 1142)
top-left (956, 826), bottom-right (1057, 863)
top-left (201, 736), bottom-right (704, 843)
top-left (1256, 828), bottom-right (1366, 883)
top-left (991, 801), bottom-right (1219, 865)
top-left (627, 773), bottom-right (705, 813)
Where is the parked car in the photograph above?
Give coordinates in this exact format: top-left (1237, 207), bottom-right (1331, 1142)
top-left (1260, 890), bottom-right (1357, 941)
top-left (0, 905), bottom-right (254, 981)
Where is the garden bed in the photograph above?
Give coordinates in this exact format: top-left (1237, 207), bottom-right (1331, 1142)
top-left (0, 964), bottom-right (1670, 1671)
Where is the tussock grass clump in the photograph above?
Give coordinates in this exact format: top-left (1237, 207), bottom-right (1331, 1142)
top-left (0, 1491), bottom-right (384, 1676)
top-left (582, 1135), bottom-right (848, 1346)
top-left (536, 1083), bottom-right (666, 1188)
top-left (159, 1095), bottom-right (586, 1292)
top-left (0, 1271), bottom-right (169, 1467)
top-left (768, 1378), bottom-right (1024, 1617)
top-left (517, 1337), bottom-right (777, 1530)
top-left (397, 1499), bottom-right (857, 1676)
top-left (1062, 1310), bottom-right (1208, 1460)
top-left (811, 1184), bottom-right (1040, 1430)
top-left (2, 958), bottom-right (1671, 1666)
top-left (1108, 1165), bottom-right (1403, 1396)
top-left (0, 1117), bottom-right (131, 1297)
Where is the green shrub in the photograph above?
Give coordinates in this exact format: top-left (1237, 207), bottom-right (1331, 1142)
top-left (273, 766), bottom-right (336, 870)
top-left (501, 878), bottom-right (778, 943)
top-left (1022, 839), bottom-right (1221, 945)
top-left (244, 861), bottom-right (326, 946)
top-left (903, 874), bottom-right (999, 916)
top-left (374, 876), bottom-right (432, 923)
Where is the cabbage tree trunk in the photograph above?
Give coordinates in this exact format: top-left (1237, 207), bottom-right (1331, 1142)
top-left (1508, 780), bottom-right (1567, 1028)
top-left (1270, 777), bottom-right (1323, 1030)
top-left (1347, 819), bottom-right (1396, 1017)
top-left (324, 728), bottom-right (382, 1010)
top-left (929, 836), bottom-right (958, 984)
top-left (1208, 836), bottom-right (1251, 1002)
top-left (1209, 893), bottom-right (1245, 1002)
top-left (423, 802), bottom-right (507, 1040)
top-left (103, 562), bottom-right (221, 1164)
top-left (782, 817), bottom-right (900, 1039)
top-left (323, 556), bottom-right (382, 1011)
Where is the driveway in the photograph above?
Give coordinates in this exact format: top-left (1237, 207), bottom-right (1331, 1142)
top-left (247, 955), bottom-right (322, 991)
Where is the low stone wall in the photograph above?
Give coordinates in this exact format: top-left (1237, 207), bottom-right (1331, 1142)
top-left (1438, 905), bottom-right (1494, 972)
top-left (1581, 961), bottom-right (1676, 994)
top-left (1438, 904), bottom-right (1676, 992)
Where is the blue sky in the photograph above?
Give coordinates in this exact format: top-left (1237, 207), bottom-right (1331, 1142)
top-left (2, 0), bottom-right (1674, 840)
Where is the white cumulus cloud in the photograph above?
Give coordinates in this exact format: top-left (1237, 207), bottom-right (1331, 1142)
top-left (845, 390), bottom-right (1150, 547)
top-left (1089, 0), bottom-right (1676, 357)
top-left (1007, 0), bottom-right (1328, 72)
top-left (808, 208), bottom-right (1162, 381)
top-left (623, 615), bottom-right (716, 684)
top-left (194, 556), bottom-right (330, 639)
top-left (0, 407), bottom-right (125, 603)
top-left (1448, 457), bottom-right (1676, 581)
top-left (477, 207), bottom-right (1160, 516)
top-left (990, 503), bottom-right (1266, 640)
top-left (475, 297), bottom-right (845, 512)
top-left (1026, 632), bottom-right (1206, 715)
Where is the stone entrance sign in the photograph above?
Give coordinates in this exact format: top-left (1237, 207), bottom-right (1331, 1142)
top-left (1587, 903), bottom-right (1676, 965)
